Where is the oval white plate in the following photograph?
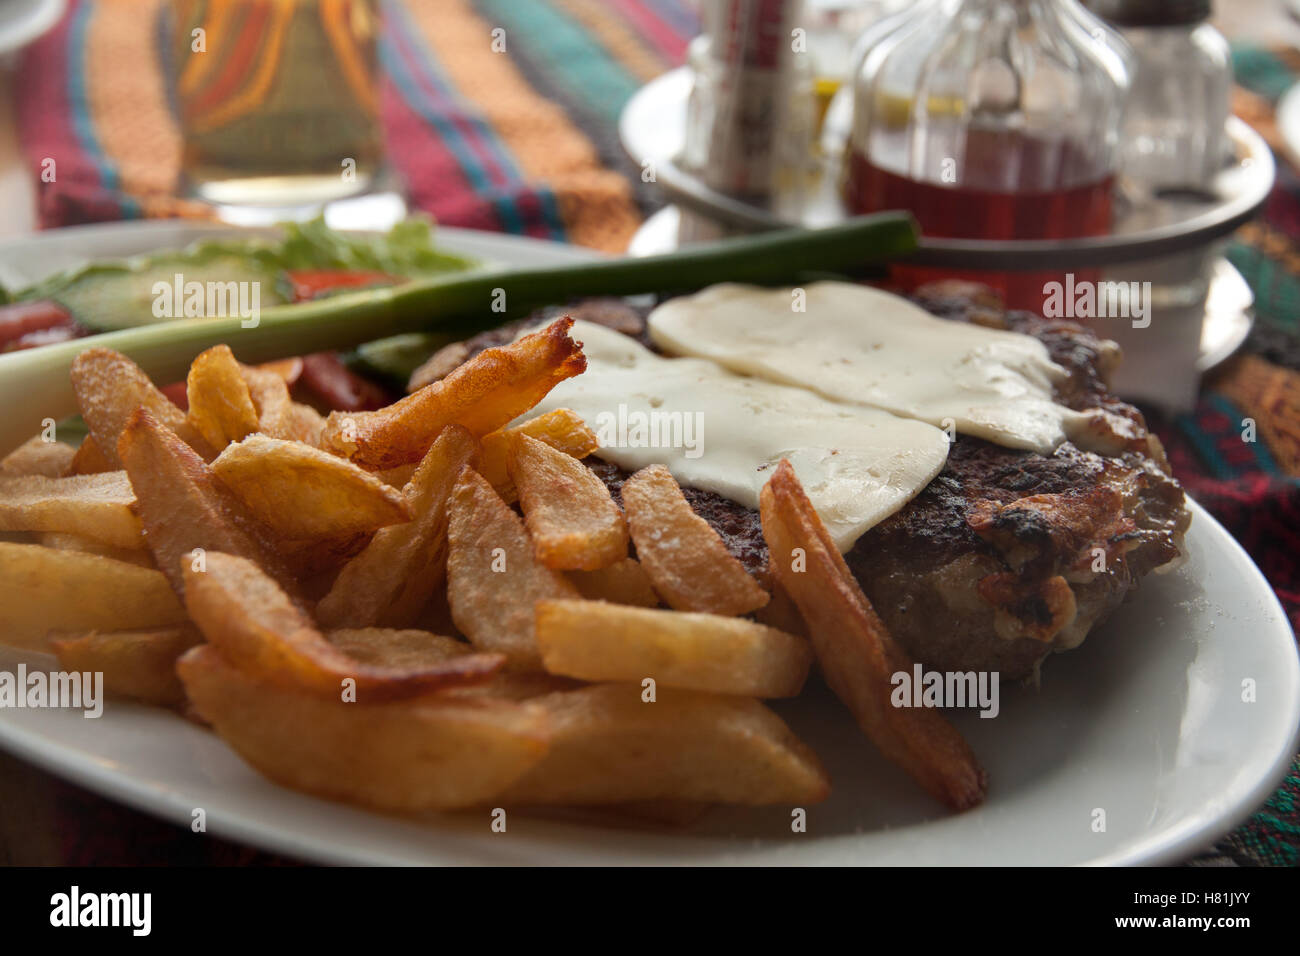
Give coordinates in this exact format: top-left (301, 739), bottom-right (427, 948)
top-left (0, 221), bottom-right (1297, 866)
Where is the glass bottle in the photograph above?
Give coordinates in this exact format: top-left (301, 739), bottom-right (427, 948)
top-left (844, 0), bottom-right (1131, 307)
top-left (1087, 0), bottom-right (1231, 194)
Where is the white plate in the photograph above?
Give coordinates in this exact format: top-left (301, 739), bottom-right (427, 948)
top-left (0, 0), bottom-right (64, 56)
top-left (1, 221), bottom-right (1297, 866)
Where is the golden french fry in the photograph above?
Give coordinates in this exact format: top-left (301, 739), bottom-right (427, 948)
top-left (325, 628), bottom-right (475, 669)
top-left (50, 626), bottom-right (202, 706)
top-left (211, 434), bottom-right (411, 541)
top-left (178, 644), bottom-right (551, 812)
top-left (479, 408), bottom-right (599, 501)
top-left (509, 433), bottom-right (628, 571)
top-left (374, 462), bottom-right (418, 489)
top-left (499, 683), bottom-right (829, 806)
top-left (63, 435), bottom-right (115, 476)
top-left (0, 542), bottom-right (186, 651)
top-left (621, 465), bottom-right (768, 616)
top-left (240, 365), bottom-right (320, 444)
top-left (184, 552), bottom-right (504, 700)
top-left (255, 356), bottom-right (304, 384)
top-left (315, 425), bottom-right (478, 628)
top-left (446, 467), bottom-right (579, 670)
top-left (37, 531), bottom-right (154, 567)
top-left (71, 347), bottom-right (214, 467)
top-left (760, 458), bottom-right (987, 812)
top-left (448, 672), bottom-right (587, 702)
top-left (185, 344), bottom-right (261, 452)
top-left (0, 436), bottom-right (75, 478)
top-left (117, 407), bottom-right (297, 599)
top-left (567, 557), bottom-right (659, 608)
top-left (535, 599), bottom-right (812, 697)
top-left (0, 472), bottom-right (144, 549)
top-left (287, 402), bottom-right (326, 447)
top-left (752, 577), bottom-right (808, 639)
top-left (320, 317), bottom-right (586, 469)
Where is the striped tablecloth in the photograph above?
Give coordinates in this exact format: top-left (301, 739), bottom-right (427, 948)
top-left (6, 0), bottom-right (1299, 866)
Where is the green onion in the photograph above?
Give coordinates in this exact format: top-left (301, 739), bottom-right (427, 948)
top-left (0, 214), bottom-right (916, 456)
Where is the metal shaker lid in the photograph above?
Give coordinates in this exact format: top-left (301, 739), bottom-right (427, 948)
top-left (1085, 0), bottom-right (1212, 27)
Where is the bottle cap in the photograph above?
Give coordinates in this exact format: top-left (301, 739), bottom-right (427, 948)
top-left (1086, 0), bottom-right (1211, 27)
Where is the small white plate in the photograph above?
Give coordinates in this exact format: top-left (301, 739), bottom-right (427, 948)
top-left (0, 0), bottom-right (64, 56)
top-left (0, 221), bottom-right (1296, 865)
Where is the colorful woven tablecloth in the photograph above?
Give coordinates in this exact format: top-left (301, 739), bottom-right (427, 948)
top-left (6, 0), bottom-right (1300, 866)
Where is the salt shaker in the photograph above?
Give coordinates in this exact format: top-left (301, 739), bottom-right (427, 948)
top-left (1087, 0), bottom-right (1231, 194)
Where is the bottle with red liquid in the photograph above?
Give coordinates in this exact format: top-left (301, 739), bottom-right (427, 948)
top-left (844, 0), bottom-right (1131, 309)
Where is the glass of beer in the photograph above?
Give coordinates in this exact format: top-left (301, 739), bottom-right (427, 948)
top-left (169, 0), bottom-right (385, 207)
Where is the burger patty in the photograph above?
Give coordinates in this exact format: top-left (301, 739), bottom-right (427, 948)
top-left (415, 285), bottom-right (1191, 681)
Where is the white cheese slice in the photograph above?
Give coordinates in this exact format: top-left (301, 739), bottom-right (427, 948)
top-left (525, 320), bottom-right (950, 552)
top-left (648, 281), bottom-right (1090, 455)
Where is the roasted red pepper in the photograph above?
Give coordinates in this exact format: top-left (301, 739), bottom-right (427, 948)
top-left (0, 300), bottom-right (80, 351)
top-left (286, 270), bottom-right (398, 302)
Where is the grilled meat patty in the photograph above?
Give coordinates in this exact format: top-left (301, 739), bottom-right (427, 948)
top-left (415, 285), bottom-right (1190, 681)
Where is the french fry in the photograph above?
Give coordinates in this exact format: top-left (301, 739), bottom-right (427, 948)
top-left (320, 317), bottom-right (586, 469)
top-left (479, 408), bottom-right (598, 501)
top-left (448, 672), bottom-right (587, 701)
top-left (446, 467), bottom-right (579, 670)
top-left (0, 542), bottom-right (186, 651)
top-left (117, 407), bottom-right (297, 599)
top-left (50, 626), bottom-right (202, 706)
top-left (621, 465), bottom-right (768, 616)
top-left (508, 433), bottom-right (628, 570)
top-left (499, 683), bottom-right (830, 806)
top-left (255, 356), bottom-right (303, 385)
top-left (185, 344), bottom-right (261, 452)
top-left (70, 347), bottom-right (214, 467)
top-left (178, 644), bottom-right (551, 812)
top-left (240, 365), bottom-right (322, 444)
top-left (535, 600), bottom-right (812, 698)
top-left (63, 435), bottom-right (115, 476)
top-left (760, 459), bottom-right (987, 811)
top-left (0, 472), bottom-right (144, 549)
top-left (315, 425), bottom-right (477, 628)
top-left (567, 557), bottom-right (659, 607)
top-left (326, 628), bottom-right (475, 669)
top-left (37, 531), bottom-right (154, 567)
top-left (287, 402), bottom-right (326, 447)
top-left (752, 576), bottom-right (808, 638)
top-left (0, 436), bottom-right (75, 478)
top-left (374, 462), bottom-right (418, 489)
top-left (210, 434), bottom-right (411, 541)
top-left (184, 552), bottom-right (504, 700)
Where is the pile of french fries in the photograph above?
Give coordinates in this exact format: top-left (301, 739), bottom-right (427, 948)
top-left (0, 316), bottom-right (986, 817)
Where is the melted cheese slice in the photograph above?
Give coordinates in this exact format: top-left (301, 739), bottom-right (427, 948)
top-left (649, 281), bottom-right (1088, 455)
top-left (525, 320), bottom-right (949, 552)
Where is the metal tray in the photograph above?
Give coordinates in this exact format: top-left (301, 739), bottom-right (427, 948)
top-left (620, 67), bottom-right (1275, 270)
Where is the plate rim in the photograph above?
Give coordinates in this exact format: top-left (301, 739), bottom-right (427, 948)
top-left (0, 0), bottom-right (66, 57)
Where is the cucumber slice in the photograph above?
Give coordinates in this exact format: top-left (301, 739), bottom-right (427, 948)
top-left (40, 255), bottom-right (286, 332)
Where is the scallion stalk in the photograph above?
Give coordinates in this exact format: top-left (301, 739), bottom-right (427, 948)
top-left (0, 214), bottom-right (916, 455)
